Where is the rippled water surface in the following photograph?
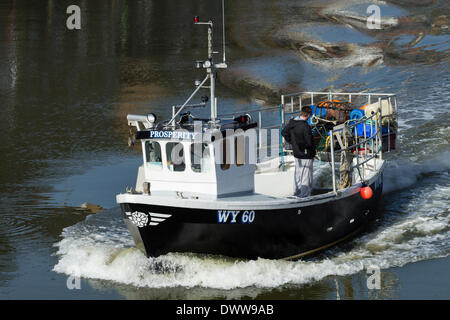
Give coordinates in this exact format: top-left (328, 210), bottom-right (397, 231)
top-left (0, 0), bottom-right (449, 299)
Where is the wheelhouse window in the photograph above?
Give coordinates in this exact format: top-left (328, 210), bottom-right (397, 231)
top-left (220, 139), bottom-right (230, 170)
top-left (235, 136), bottom-right (245, 166)
top-left (220, 136), bottom-right (245, 170)
top-left (145, 141), bottom-right (162, 171)
top-left (190, 143), bottom-right (211, 173)
top-left (166, 142), bottom-right (185, 172)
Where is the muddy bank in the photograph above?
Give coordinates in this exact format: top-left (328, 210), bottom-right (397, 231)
top-left (78, 203), bottom-right (103, 214)
top-left (270, 22), bottom-right (384, 68)
top-left (293, 41), bottom-right (383, 68)
top-left (218, 56), bottom-right (303, 105)
top-left (270, 3), bottom-right (448, 68)
top-left (386, 0), bottom-right (436, 7)
top-left (431, 15), bottom-right (449, 34)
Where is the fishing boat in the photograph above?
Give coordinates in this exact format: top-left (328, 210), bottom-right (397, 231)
top-left (116, 12), bottom-right (398, 260)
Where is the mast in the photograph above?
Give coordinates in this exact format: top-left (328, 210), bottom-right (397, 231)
top-left (168, 6), bottom-right (227, 127)
top-left (194, 19), bottom-right (218, 123)
top-left (194, 2), bottom-right (227, 123)
top-left (207, 21), bottom-right (216, 122)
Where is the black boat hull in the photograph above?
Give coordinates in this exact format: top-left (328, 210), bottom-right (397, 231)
top-left (119, 175), bottom-right (383, 260)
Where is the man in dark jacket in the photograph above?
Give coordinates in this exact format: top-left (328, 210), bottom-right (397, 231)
top-left (281, 106), bottom-right (316, 197)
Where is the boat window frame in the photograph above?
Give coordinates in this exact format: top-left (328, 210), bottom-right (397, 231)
top-left (220, 135), bottom-right (246, 170)
top-left (235, 135), bottom-right (245, 167)
top-left (190, 142), bottom-right (212, 173)
top-left (144, 140), bottom-right (163, 171)
top-left (220, 138), bottom-right (231, 170)
top-left (166, 141), bottom-right (186, 172)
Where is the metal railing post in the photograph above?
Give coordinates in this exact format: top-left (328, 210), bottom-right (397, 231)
top-left (355, 124), bottom-right (361, 181)
top-left (258, 111), bottom-right (262, 150)
top-left (330, 131), bottom-right (337, 193)
top-left (378, 98), bottom-right (383, 162)
top-left (279, 104), bottom-right (285, 171)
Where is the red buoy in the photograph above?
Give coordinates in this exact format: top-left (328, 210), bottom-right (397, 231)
top-left (360, 186), bottom-right (373, 199)
top-left (194, 16), bottom-right (200, 23)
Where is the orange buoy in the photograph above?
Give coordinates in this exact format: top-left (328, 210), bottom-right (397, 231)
top-left (360, 186), bottom-right (373, 199)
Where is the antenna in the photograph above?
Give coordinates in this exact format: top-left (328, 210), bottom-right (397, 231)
top-left (174, 4), bottom-right (227, 126)
top-left (222, 0), bottom-right (226, 64)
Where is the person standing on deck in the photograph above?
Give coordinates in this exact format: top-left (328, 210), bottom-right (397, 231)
top-left (282, 106), bottom-right (316, 198)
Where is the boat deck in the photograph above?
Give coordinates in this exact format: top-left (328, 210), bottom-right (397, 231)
top-left (117, 184), bottom-right (360, 211)
top-left (118, 156), bottom-right (384, 211)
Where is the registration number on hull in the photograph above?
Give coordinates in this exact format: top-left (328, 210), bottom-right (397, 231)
top-left (217, 210), bottom-right (255, 224)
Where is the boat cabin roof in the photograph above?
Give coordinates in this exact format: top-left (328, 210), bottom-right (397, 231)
top-left (135, 117), bottom-right (257, 141)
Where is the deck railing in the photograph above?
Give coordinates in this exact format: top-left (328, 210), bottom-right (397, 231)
top-left (328, 104), bottom-right (383, 192)
top-left (219, 91), bottom-right (398, 192)
top-left (282, 92), bottom-right (397, 192)
top-left (218, 105), bottom-right (281, 158)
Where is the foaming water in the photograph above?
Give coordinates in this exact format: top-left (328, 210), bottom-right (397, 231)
top-left (52, 62), bottom-right (450, 293)
top-left (53, 174), bottom-right (449, 291)
top-left (383, 153), bottom-right (450, 193)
